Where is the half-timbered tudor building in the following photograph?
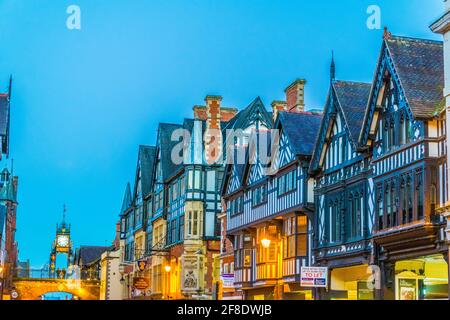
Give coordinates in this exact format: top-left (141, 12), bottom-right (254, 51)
top-left (119, 145), bottom-right (157, 299)
top-left (221, 79), bottom-right (322, 300)
top-left (358, 32), bottom-right (448, 300)
top-left (309, 75), bottom-right (372, 300)
top-left (431, 0), bottom-right (450, 299)
top-left (122, 95), bottom-right (273, 300)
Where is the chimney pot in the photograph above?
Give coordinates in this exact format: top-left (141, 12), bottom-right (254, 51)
top-left (285, 79), bottom-right (306, 113)
top-left (271, 101), bottom-right (287, 121)
top-left (204, 95), bottom-right (223, 164)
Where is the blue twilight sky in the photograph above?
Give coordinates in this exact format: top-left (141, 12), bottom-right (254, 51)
top-left (0, 0), bottom-right (444, 267)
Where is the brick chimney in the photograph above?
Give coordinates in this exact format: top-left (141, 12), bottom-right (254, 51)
top-left (285, 79), bottom-right (306, 113)
top-left (271, 101), bottom-right (287, 121)
top-left (205, 95), bottom-right (223, 164)
top-left (113, 221), bottom-right (121, 249)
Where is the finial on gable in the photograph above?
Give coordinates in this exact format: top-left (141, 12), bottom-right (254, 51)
top-left (383, 26), bottom-right (392, 40)
top-left (330, 51), bottom-right (336, 82)
top-left (8, 75), bottom-right (12, 101)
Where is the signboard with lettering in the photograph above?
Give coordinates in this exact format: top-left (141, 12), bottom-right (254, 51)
top-left (300, 267), bottom-right (328, 288)
top-left (220, 274), bottom-right (235, 289)
top-left (133, 277), bottom-right (150, 290)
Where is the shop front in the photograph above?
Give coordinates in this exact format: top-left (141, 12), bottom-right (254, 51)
top-left (329, 264), bottom-right (376, 300)
top-left (394, 255), bottom-right (448, 300)
top-left (244, 285), bottom-right (279, 300)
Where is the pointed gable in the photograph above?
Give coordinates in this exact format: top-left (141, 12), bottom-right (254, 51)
top-left (157, 123), bottom-right (183, 181)
top-left (384, 36), bottom-right (444, 118)
top-left (333, 81), bottom-right (371, 142)
top-left (120, 183), bottom-right (132, 215)
top-left (360, 35), bottom-right (444, 146)
top-left (223, 97), bottom-right (273, 140)
top-left (242, 131), bottom-right (273, 186)
top-left (137, 145), bottom-right (157, 198)
top-left (310, 80), bottom-right (370, 173)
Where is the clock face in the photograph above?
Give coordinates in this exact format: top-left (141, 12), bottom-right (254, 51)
top-left (57, 235), bottom-right (69, 247)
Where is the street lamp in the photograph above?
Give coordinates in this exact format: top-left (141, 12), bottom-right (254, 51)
top-left (261, 238), bottom-right (271, 249)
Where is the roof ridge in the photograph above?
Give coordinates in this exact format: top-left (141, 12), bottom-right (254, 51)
top-left (388, 34), bottom-right (443, 45)
top-left (280, 110), bottom-right (323, 117)
top-left (333, 79), bottom-right (371, 86)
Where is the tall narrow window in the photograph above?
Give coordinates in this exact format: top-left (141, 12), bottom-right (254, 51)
top-left (179, 215), bottom-right (184, 241)
top-left (406, 176), bottom-right (413, 223)
top-left (401, 177), bottom-right (407, 224)
top-left (400, 115), bottom-right (405, 145)
top-left (416, 172), bottom-right (424, 220)
top-left (193, 211), bottom-right (198, 235)
top-left (385, 183), bottom-right (391, 228)
top-left (330, 200), bottom-right (341, 243)
top-left (341, 137), bottom-right (347, 163)
top-left (391, 182), bottom-right (398, 227)
top-left (377, 185), bottom-right (384, 230)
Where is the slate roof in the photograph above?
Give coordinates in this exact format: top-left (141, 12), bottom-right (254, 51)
top-left (0, 94), bottom-right (10, 155)
top-left (278, 111), bottom-right (323, 156)
top-left (75, 246), bottom-right (110, 266)
top-left (138, 145), bottom-right (156, 198)
top-left (333, 81), bottom-right (371, 142)
top-left (384, 35), bottom-right (444, 118)
top-left (120, 183), bottom-right (132, 214)
top-left (158, 122), bottom-right (184, 181)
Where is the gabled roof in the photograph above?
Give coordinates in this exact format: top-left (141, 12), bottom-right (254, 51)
top-left (384, 35), bottom-right (444, 119)
top-left (333, 81), bottom-right (371, 142)
top-left (359, 34), bottom-right (444, 145)
top-left (137, 145), bottom-right (157, 198)
top-left (223, 97), bottom-right (273, 135)
top-left (242, 130), bottom-right (274, 186)
top-left (120, 183), bottom-right (132, 214)
top-left (385, 36), bottom-right (445, 118)
top-left (277, 111), bottom-right (323, 156)
top-left (310, 80), bottom-right (370, 173)
top-left (75, 246), bottom-right (110, 266)
top-left (157, 122), bottom-right (184, 181)
top-left (221, 146), bottom-right (248, 196)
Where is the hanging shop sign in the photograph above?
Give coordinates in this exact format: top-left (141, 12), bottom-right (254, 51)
top-left (137, 260), bottom-right (147, 272)
top-left (133, 277), bottom-right (150, 290)
top-left (300, 267), bottom-right (328, 288)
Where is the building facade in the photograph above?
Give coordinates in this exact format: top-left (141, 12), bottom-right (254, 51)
top-left (359, 32), bottom-right (447, 300)
top-left (221, 80), bottom-right (322, 300)
top-left (0, 78), bottom-right (16, 300)
top-left (309, 76), bottom-right (373, 300)
top-left (431, 0), bottom-right (450, 299)
top-left (119, 95), bottom-right (274, 299)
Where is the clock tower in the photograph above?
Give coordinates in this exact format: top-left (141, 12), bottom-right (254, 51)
top-left (49, 205), bottom-right (73, 278)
